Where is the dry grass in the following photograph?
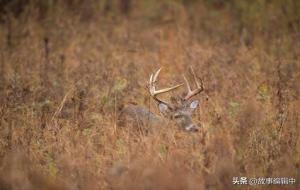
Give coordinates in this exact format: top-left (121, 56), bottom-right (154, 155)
top-left (0, 1), bottom-right (299, 190)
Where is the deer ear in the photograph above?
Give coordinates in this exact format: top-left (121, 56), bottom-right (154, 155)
top-left (189, 100), bottom-right (199, 110)
top-left (158, 103), bottom-right (169, 113)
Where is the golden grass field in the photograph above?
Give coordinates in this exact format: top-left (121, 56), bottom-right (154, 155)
top-left (0, 1), bottom-right (299, 190)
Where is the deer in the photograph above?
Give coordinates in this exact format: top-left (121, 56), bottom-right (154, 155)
top-left (118, 67), bottom-right (204, 132)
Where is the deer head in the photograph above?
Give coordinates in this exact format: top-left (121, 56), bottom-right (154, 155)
top-left (149, 67), bottom-right (204, 132)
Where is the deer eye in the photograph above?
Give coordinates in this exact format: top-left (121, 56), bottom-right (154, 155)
top-left (174, 113), bottom-right (182, 119)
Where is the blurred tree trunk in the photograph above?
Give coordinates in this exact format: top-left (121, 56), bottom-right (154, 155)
top-left (120, 0), bottom-right (131, 16)
top-left (104, 0), bottom-right (131, 16)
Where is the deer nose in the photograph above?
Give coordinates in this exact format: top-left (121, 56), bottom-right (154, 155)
top-left (185, 124), bottom-right (199, 132)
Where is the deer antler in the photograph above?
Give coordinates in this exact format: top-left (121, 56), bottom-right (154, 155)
top-left (149, 68), bottom-right (183, 107)
top-left (183, 67), bottom-right (204, 100)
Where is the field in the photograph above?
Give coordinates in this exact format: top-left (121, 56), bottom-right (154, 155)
top-left (0, 1), bottom-right (299, 190)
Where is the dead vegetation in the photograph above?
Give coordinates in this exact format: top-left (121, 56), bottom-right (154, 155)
top-left (0, 1), bottom-right (299, 190)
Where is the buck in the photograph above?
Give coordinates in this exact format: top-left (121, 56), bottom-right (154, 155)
top-left (118, 67), bottom-right (204, 132)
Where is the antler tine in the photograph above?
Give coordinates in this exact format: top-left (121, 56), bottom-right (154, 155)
top-left (183, 75), bottom-right (192, 93)
top-left (183, 67), bottom-right (204, 100)
top-left (149, 73), bottom-right (153, 85)
top-left (190, 66), bottom-right (202, 88)
top-left (153, 68), bottom-right (162, 83)
top-left (149, 68), bottom-right (183, 105)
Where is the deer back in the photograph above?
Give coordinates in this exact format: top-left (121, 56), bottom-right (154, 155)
top-left (118, 105), bottom-right (164, 130)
